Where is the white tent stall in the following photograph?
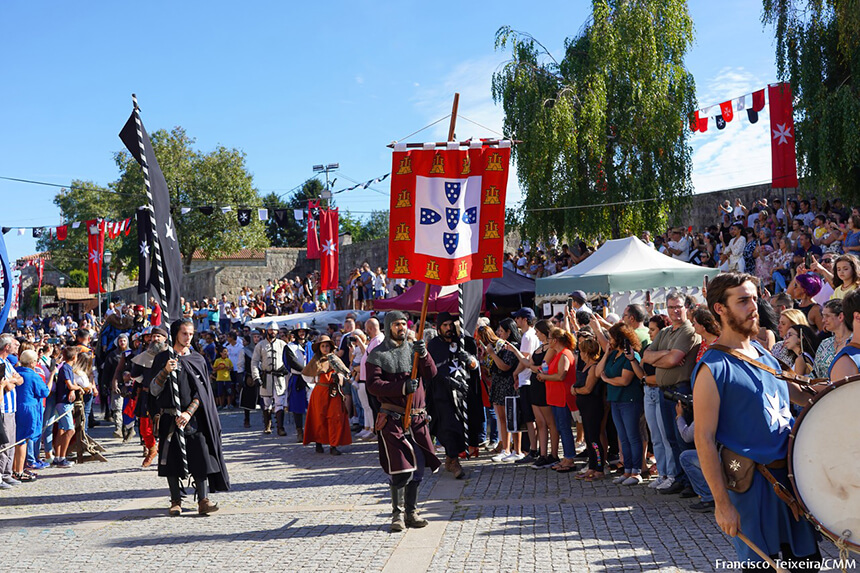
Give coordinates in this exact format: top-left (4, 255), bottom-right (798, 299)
top-left (535, 237), bottom-right (720, 315)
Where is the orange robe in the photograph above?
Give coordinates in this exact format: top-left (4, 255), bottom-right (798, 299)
top-left (302, 370), bottom-right (352, 447)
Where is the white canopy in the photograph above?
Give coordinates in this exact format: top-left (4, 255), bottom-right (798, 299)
top-left (247, 309), bottom-right (373, 330)
top-left (535, 236), bottom-right (718, 307)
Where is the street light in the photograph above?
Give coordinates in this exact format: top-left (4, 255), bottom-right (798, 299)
top-left (312, 162), bottom-right (339, 203)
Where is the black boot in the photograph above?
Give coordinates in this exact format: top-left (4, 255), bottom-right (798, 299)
top-left (276, 411), bottom-right (286, 436)
top-left (262, 410), bottom-right (272, 434)
top-left (404, 481), bottom-right (428, 528)
top-left (243, 410), bottom-right (250, 428)
top-left (390, 485), bottom-right (405, 532)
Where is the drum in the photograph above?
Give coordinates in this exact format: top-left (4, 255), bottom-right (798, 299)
top-left (788, 376), bottom-right (860, 554)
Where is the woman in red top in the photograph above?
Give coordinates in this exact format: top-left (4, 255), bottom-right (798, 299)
top-left (537, 328), bottom-right (578, 472)
top-left (692, 307), bottom-right (721, 363)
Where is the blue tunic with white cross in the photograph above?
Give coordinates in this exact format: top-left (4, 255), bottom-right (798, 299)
top-left (692, 342), bottom-right (819, 563)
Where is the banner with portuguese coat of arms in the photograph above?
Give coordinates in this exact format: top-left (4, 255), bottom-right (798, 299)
top-left (387, 142), bottom-right (510, 286)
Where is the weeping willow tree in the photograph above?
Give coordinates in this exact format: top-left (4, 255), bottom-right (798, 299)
top-left (492, 0), bottom-right (697, 241)
top-left (763, 0), bottom-right (860, 200)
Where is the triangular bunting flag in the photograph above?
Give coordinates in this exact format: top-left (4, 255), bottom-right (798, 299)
top-left (237, 209), bottom-right (252, 227)
top-left (199, 206), bottom-right (214, 215)
top-left (257, 208), bottom-right (268, 221)
top-left (56, 225), bottom-right (68, 241)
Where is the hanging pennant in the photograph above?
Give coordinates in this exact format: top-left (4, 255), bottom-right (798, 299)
top-left (719, 101), bottom-right (734, 123)
top-left (294, 209), bottom-right (304, 221)
top-left (72, 222), bottom-right (81, 229)
top-left (32, 227), bottom-right (44, 238)
top-left (237, 209), bottom-right (252, 227)
top-left (199, 206), bottom-right (215, 216)
top-left (735, 95), bottom-right (746, 112)
top-left (273, 209), bottom-right (289, 228)
top-left (751, 89), bottom-right (766, 112)
top-left (715, 115), bottom-right (727, 130)
top-left (56, 225), bottom-right (68, 241)
top-left (220, 206), bottom-right (232, 214)
top-left (697, 112), bottom-right (708, 133)
top-left (1, 228), bottom-right (9, 235)
top-left (180, 207), bottom-right (192, 215)
top-left (257, 208), bottom-right (268, 221)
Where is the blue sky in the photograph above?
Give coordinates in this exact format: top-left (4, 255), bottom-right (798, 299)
top-left (0, 1), bottom-right (778, 264)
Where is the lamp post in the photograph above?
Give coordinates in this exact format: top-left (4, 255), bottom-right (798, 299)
top-left (312, 163), bottom-right (338, 207)
top-left (58, 275), bottom-right (66, 316)
top-left (104, 251), bottom-right (113, 308)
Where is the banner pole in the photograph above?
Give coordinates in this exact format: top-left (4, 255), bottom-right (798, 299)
top-left (404, 93), bottom-right (460, 430)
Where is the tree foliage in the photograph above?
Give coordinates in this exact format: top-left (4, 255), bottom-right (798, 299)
top-left (340, 209), bottom-right (390, 243)
top-left (492, 0), bottom-right (697, 240)
top-left (263, 178), bottom-right (324, 248)
top-left (37, 179), bottom-right (139, 284)
top-left (763, 0), bottom-right (860, 199)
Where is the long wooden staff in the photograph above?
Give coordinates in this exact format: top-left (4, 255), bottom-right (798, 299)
top-left (404, 92), bottom-right (459, 430)
top-left (737, 531), bottom-right (788, 573)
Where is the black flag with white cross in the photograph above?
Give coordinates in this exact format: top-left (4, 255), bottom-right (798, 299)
top-left (120, 112), bottom-right (184, 320)
top-left (136, 207), bottom-right (153, 295)
top-left (237, 209), bottom-right (252, 227)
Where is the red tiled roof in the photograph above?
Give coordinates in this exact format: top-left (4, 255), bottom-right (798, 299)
top-left (191, 248), bottom-right (265, 260)
top-left (18, 252), bottom-right (51, 263)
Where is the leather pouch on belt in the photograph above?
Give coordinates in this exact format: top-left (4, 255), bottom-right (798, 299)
top-left (720, 446), bottom-right (756, 493)
top-left (375, 412), bottom-right (388, 432)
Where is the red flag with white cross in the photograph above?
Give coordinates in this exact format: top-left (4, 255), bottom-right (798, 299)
top-left (768, 82), bottom-right (798, 188)
top-left (86, 219), bottom-right (106, 294)
top-left (387, 142), bottom-right (510, 286)
top-left (319, 208), bottom-right (339, 291)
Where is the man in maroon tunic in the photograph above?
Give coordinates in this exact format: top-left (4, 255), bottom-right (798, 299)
top-left (366, 311), bottom-right (440, 532)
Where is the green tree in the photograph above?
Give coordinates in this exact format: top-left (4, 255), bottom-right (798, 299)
top-left (112, 127), bottom-right (268, 271)
top-left (37, 179), bottom-right (139, 285)
top-left (492, 0), bottom-right (696, 240)
top-left (763, 0), bottom-right (860, 199)
top-left (262, 178), bottom-right (325, 248)
top-left (340, 210), bottom-right (390, 243)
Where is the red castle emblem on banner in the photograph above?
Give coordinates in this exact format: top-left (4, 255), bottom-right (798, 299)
top-left (387, 143), bottom-right (510, 285)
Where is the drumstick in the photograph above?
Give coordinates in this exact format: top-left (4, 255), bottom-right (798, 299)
top-left (737, 532), bottom-right (788, 573)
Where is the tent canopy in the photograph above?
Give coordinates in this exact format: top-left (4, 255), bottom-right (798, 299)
top-left (372, 283), bottom-right (462, 314)
top-left (248, 310), bottom-right (373, 330)
top-left (536, 236), bottom-right (718, 297)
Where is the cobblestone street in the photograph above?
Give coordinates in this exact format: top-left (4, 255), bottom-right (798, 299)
top-left (1, 411), bottom-right (852, 572)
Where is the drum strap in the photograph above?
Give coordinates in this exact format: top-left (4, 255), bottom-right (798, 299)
top-left (755, 463), bottom-right (807, 522)
top-left (709, 344), bottom-right (823, 392)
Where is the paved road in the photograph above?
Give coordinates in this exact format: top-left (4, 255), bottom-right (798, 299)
top-left (1, 410), bottom-right (852, 572)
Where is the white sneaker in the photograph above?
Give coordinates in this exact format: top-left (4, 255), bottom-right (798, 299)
top-left (491, 451), bottom-right (511, 462)
top-left (656, 476), bottom-right (676, 491)
top-left (503, 452), bottom-right (525, 462)
top-left (622, 474), bottom-right (644, 486)
top-left (649, 476), bottom-right (666, 489)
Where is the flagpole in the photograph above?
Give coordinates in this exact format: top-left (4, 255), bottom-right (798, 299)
top-left (131, 94), bottom-right (171, 326)
top-left (405, 92), bottom-right (459, 430)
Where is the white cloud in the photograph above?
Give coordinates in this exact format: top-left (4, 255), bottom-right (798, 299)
top-left (355, 76), bottom-right (364, 84)
top-left (691, 66), bottom-right (772, 193)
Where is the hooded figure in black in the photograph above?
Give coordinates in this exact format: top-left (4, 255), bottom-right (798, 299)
top-left (149, 318), bottom-right (230, 516)
top-left (426, 312), bottom-right (478, 480)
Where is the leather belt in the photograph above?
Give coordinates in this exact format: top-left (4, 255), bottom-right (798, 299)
top-left (380, 403), bottom-right (405, 413)
top-left (644, 381), bottom-right (658, 388)
top-left (765, 459), bottom-right (786, 469)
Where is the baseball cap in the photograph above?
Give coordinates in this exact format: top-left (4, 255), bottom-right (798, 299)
top-left (570, 290), bottom-right (587, 304)
top-left (511, 308), bottom-right (536, 320)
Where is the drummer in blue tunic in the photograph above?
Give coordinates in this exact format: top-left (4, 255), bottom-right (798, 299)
top-left (693, 272), bottom-right (821, 571)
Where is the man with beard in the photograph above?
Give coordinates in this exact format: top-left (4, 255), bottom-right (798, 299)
top-left (130, 326), bottom-right (169, 467)
top-left (426, 312), bottom-right (477, 480)
top-left (641, 292), bottom-right (701, 495)
top-left (286, 322), bottom-right (311, 442)
top-left (150, 319), bottom-right (230, 516)
top-left (252, 322), bottom-right (299, 436)
top-left (366, 311), bottom-right (440, 532)
top-left (693, 273), bottom-right (821, 569)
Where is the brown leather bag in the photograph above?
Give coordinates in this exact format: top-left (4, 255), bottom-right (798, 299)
top-left (720, 446), bottom-right (756, 493)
